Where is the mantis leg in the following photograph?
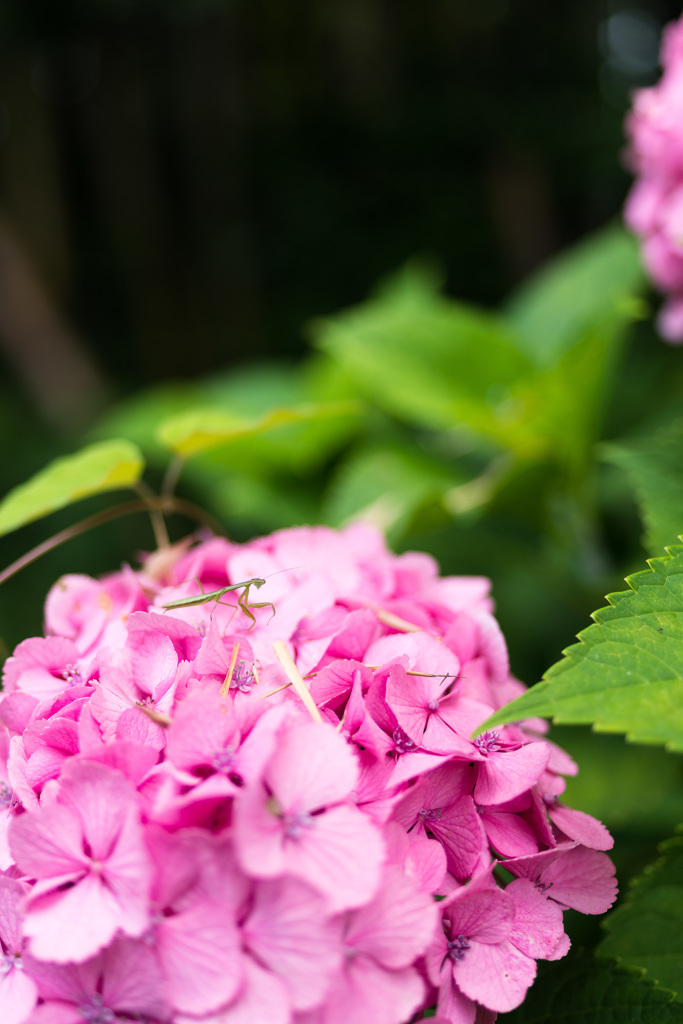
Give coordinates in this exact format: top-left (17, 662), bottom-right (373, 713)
top-left (236, 585), bottom-right (276, 628)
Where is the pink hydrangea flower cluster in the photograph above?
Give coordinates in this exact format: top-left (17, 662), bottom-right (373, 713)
top-left (0, 523), bottom-right (616, 1024)
top-left (625, 15), bottom-right (683, 341)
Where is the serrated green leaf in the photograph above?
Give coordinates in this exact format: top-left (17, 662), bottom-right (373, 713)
top-left (499, 954), bottom-right (683, 1023)
top-left (600, 835), bottom-right (683, 995)
top-left (0, 440), bottom-right (145, 538)
top-left (156, 401), bottom-right (360, 459)
top-left (504, 224), bottom-right (645, 367)
top-left (603, 418), bottom-right (683, 554)
top-left (480, 546), bottom-right (683, 750)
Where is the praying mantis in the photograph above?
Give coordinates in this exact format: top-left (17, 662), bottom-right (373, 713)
top-left (161, 577), bottom-right (275, 627)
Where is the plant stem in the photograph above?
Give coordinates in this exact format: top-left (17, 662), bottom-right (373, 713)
top-left (0, 496), bottom-right (225, 588)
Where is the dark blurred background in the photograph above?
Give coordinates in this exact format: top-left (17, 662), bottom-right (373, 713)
top-left (0, 0), bottom-right (678, 433)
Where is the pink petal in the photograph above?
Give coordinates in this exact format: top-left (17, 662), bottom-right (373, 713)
top-left (285, 804), bottom-right (385, 912)
top-left (186, 957), bottom-right (291, 1024)
top-left (455, 938), bottom-right (536, 1012)
top-left (538, 846), bottom-right (618, 914)
top-left (243, 878), bottom-right (342, 1011)
top-left (436, 974), bottom-right (477, 1024)
top-left (24, 871), bottom-right (130, 963)
top-left (446, 885), bottom-right (514, 945)
top-left (480, 809), bottom-right (539, 858)
top-left (506, 878), bottom-right (566, 960)
top-left (266, 721), bottom-right (359, 812)
top-left (474, 742), bottom-right (550, 805)
top-left (0, 877), bottom-right (27, 951)
top-left (319, 958), bottom-right (425, 1024)
top-left (547, 802), bottom-right (614, 850)
top-left (9, 803), bottom-right (86, 879)
top-left (99, 937), bottom-right (170, 1020)
top-left (0, 964), bottom-right (38, 1024)
top-left (345, 864), bottom-right (438, 968)
top-left (156, 900), bottom-right (243, 1015)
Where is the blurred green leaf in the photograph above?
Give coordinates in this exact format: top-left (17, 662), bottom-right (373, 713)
top-left (0, 440), bottom-right (144, 538)
top-left (156, 401), bottom-right (360, 459)
top-left (90, 383), bottom-right (201, 462)
top-left (480, 546), bottom-right (683, 751)
top-left (195, 470), bottom-right (320, 533)
top-left (323, 443), bottom-right (466, 539)
top-left (600, 835), bottom-right (683, 996)
top-left (314, 268), bottom-right (544, 455)
top-left (552, 727), bottom-right (683, 837)
top-left (603, 418), bottom-right (683, 555)
top-left (93, 362), bottom-right (362, 475)
top-left (499, 954), bottom-right (683, 1022)
top-left (504, 224), bottom-right (645, 367)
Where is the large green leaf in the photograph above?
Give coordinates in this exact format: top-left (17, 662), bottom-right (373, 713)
top-left (314, 271), bottom-right (545, 457)
top-left (504, 224), bottom-right (645, 367)
top-left (603, 417), bottom-right (683, 555)
top-left (156, 401), bottom-right (360, 459)
top-left (499, 955), bottom-right (683, 1023)
top-left (480, 546), bottom-right (683, 751)
top-left (600, 835), bottom-right (683, 996)
top-left (92, 361), bottom-right (362, 473)
top-left (0, 440), bottom-right (145, 538)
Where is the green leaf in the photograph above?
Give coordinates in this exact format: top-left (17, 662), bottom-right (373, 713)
top-left (0, 440), bottom-right (145, 538)
top-left (90, 382), bottom-right (201, 462)
top-left (323, 443), bottom-right (466, 539)
top-left (499, 954), bottom-right (683, 1023)
top-left (480, 546), bottom-right (683, 751)
top-left (156, 401), bottom-right (360, 459)
top-left (600, 835), bottom-right (683, 996)
top-left (551, 728), bottom-right (683, 837)
top-left (314, 269), bottom-right (544, 456)
top-left (504, 224), bottom-right (646, 367)
top-left (603, 418), bottom-right (683, 555)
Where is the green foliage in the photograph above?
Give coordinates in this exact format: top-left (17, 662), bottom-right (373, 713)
top-left (504, 225), bottom-right (645, 367)
top-left (481, 546), bottom-right (683, 751)
top-left (0, 440), bottom-right (144, 539)
top-left (314, 267), bottom-right (544, 454)
top-left (603, 417), bottom-right (683, 555)
top-left (600, 835), bottom-right (683, 996)
top-left (500, 954), bottom-right (683, 1023)
top-left (323, 442), bottom-right (465, 539)
top-left (156, 401), bottom-right (359, 460)
top-left (553, 727), bottom-right (683, 838)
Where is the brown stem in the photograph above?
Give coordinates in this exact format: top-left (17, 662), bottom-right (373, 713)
top-left (0, 496), bottom-right (225, 588)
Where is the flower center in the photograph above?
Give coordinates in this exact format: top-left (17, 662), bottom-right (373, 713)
top-left (60, 663), bottom-right (83, 686)
top-left (282, 810), bottom-right (315, 839)
top-left (392, 727), bottom-right (416, 754)
top-left (230, 661), bottom-right (255, 693)
top-left (0, 782), bottom-right (13, 809)
top-left (78, 994), bottom-right (115, 1023)
top-left (210, 747), bottom-right (235, 773)
top-left (474, 730), bottom-right (501, 754)
top-left (447, 934), bottom-right (470, 961)
top-left (0, 951), bottom-right (22, 975)
top-left (417, 806), bottom-right (442, 823)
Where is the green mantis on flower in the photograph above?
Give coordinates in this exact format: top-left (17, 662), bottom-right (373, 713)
top-left (160, 576), bottom-right (276, 628)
